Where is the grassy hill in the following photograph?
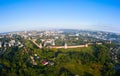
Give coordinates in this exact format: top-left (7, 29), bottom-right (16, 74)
top-left (0, 40), bottom-right (117, 76)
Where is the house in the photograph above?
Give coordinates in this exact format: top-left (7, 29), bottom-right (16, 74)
top-left (49, 62), bottom-right (54, 66)
top-left (8, 43), bottom-right (11, 47)
top-left (9, 40), bottom-right (15, 46)
top-left (4, 43), bottom-right (6, 47)
top-left (17, 41), bottom-right (21, 45)
top-left (96, 42), bottom-right (102, 45)
top-left (43, 39), bottom-right (55, 46)
top-left (30, 56), bottom-right (37, 65)
top-left (19, 44), bottom-right (24, 48)
top-left (37, 56), bottom-right (40, 59)
top-left (34, 54), bottom-right (37, 56)
top-left (42, 60), bottom-right (49, 65)
top-left (42, 59), bottom-right (54, 66)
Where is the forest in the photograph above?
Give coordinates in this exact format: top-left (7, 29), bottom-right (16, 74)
top-left (0, 39), bottom-right (120, 76)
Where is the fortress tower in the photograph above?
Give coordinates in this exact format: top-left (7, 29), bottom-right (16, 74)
top-left (85, 43), bottom-right (88, 47)
top-left (52, 40), bottom-right (55, 46)
top-left (64, 43), bottom-right (67, 49)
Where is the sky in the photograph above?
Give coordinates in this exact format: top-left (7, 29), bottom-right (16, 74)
top-left (0, 0), bottom-right (120, 33)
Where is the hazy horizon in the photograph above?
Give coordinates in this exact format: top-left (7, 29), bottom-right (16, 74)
top-left (0, 0), bottom-right (120, 33)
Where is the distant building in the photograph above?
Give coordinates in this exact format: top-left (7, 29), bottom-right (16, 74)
top-left (4, 44), bottom-right (6, 47)
top-left (30, 56), bottom-right (37, 65)
top-left (105, 41), bottom-right (112, 44)
top-left (9, 40), bottom-right (15, 46)
top-left (96, 42), bottom-right (102, 45)
top-left (8, 43), bottom-right (11, 47)
top-left (42, 60), bottom-right (49, 65)
top-left (49, 62), bottom-right (54, 65)
top-left (34, 54), bottom-right (37, 56)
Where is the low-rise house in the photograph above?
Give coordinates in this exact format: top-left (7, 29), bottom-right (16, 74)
top-left (34, 54), bottom-right (37, 56)
top-left (8, 43), bottom-right (11, 47)
top-left (42, 60), bottom-right (49, 65)
top-left (42, 59), bottom-right (55, 66)
top-left (4, 44), bottom-right (6, 47)
top-left (30, 56), bottom-right (37, 65)
top-left (19, 44), bottom-right (24, 48)
top-left (49, 61), bottom-right (54, 66)
top-left (9, 40), bottom-right (16, 46)
top-left (96, 42), bottom-right (102, 45)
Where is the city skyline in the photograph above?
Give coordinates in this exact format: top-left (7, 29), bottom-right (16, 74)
top-left (0, 0), bottom-right (120, 33)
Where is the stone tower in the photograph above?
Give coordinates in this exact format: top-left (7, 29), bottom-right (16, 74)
top-left (64, 43), bottom-right (67, 49)
top-left (85, 43), bottom-right (88, 47)
top-left (52, 40), bottom-right (55, 46)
